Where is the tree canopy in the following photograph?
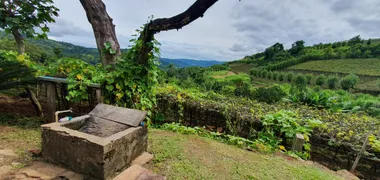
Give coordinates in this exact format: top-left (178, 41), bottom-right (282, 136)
top-left (0, 0), bottom-right (59, 38)
top-left (0, 0), bottom-right (59, 54)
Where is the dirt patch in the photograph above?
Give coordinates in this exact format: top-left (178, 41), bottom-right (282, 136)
top-left (0, 94), bottom-right (40, 117)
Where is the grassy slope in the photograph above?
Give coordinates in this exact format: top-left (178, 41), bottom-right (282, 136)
top-left (210, 71), bottom-right (236, 79)
top-left (287, 58), bottom-right (380, 76)
top-left (357, 79), bottom-right (380, 91)
top-left (229, 63), bottom-right (255, 74)
top-left (148, 129), bottom-right (341, 180)
top-left (0, 113), bottom-right (341, 180)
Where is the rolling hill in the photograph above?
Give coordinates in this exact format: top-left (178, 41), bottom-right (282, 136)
top-left (287, 58), bottom-right (380, 76)
top-left (227, 36), bottom-right (380, 74)
top-left (160, 58), bottom-right (223, 68)
top-left (0, 31), bottom-right (222, 68)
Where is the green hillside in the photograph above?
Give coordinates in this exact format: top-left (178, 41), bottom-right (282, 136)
top-left (224, 35), bottom-right (380, 94)
top-left (229, 63), bottom-right (255, 74)
top-left (287, 58), bottom-right (380, 76)
top-left (0, 32), bottom-right (222, 68)
top-left (227, 35), bottom-right (380, 74)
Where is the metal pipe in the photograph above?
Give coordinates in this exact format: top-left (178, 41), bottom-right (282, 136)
top-left (55, 108), bottom-right (73, 122)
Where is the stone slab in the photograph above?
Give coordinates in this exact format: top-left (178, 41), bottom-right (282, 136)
top-left (113, 164), bottom-right (166, 180)
top-left (58, 170), bottom-right (84, 180)
top-left (113, 164), bottom-right (145, 180)
top-left (89, 104), bottom-right (146, 127)
top-left (131, 152), bottom-right (154, 166)
top-left (19, 161), bottom-right (68, 179)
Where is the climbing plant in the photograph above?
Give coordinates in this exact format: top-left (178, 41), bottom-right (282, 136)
top-left (41, 22), bottom-right (161, 125)
top-left (101, 25), bottom-right (161, 125)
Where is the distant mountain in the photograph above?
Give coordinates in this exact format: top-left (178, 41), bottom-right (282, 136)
top-left (160, 58), bottom-right (223, 68)
top-left (0, 31), bottom-right (223, 67)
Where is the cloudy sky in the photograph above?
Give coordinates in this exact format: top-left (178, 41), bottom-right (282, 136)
top-left (48, 0), bottom-right (380, 61)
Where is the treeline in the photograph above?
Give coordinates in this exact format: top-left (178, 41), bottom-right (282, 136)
top-left (250, 69), bottom-right (360, 91)
top-left (232, 35), bottom-right (380, 71)
top-left (165, 63), bottom-right (248, 92)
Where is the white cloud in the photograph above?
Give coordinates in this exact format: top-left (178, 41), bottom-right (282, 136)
top-left (48, 0), bottom-right (380, 61)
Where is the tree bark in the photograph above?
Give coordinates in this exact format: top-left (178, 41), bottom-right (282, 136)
top-left (11, 28), bottom-right (25, 55)
top-left (79, 0), bottom-right (121, 66)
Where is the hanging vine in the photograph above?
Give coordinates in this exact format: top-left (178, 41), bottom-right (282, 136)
top-left (101, 21), bottom-right (161, 125)
top-left (43, 19), bottom-right (161, 125)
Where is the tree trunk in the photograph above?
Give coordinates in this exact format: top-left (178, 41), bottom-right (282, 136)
top-left (80, 0), bottom-right (219, 66)
top-left (11, 28), bottom-right (25, 55)
top-left (79, 0), bottom-right (121, 66)
top-left (11, 28), bottom-right (44, 117)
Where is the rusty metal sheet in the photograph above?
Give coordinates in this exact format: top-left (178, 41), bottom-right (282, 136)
top-left (89, 104), bottom-right (147, 127)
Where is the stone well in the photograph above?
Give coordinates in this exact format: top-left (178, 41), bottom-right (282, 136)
top-left (41, 104), bottom-right (148, 180)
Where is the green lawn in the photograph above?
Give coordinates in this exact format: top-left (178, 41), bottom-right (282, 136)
top-left (148, 129), bottom-right (342, 180)
top-left (287, 58), bottom-right (380, 76)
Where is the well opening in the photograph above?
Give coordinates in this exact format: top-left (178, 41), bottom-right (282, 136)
top-left (63, 115), bottom-right (131, 137)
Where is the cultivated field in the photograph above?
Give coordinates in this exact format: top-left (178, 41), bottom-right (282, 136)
top-left (229, 63), bottom-right (255, 74)
top-left (287, 58), bottom-right (380, 76)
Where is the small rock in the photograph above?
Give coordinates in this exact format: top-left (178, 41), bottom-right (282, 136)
top-left (137, 171), bottom-right (166, 180)
top-left (28, 149), bottom-right (42, 158)
top-left (132, 152), bottom-right (154, 166)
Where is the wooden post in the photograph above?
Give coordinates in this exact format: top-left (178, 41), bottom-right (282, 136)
top-left (46, 82), bottom-right (56, 123)
top-left (350, 135), bottom-right (370, 173)
top-left (292, 134), bottom-right (305, 153)
top-left (96, 88), bottom-right (103, 104)
top-left (61, 84), bottom-right (70, 109)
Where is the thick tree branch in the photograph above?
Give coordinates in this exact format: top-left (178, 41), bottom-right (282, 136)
top-left (136, 0), bottom-right (219, 65)
top-left (148, 0), bottom-right (218, 33)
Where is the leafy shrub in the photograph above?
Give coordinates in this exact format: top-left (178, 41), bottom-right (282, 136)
top-left (259, 110), bottom-right (318, 159)
top-left (286, 72), bottom-right (293, 82)
top-left (261, 70), bottom-right (268, 78)
top-left (272, 72), bottom-right (279, 81)
top-left (160, 122), bottom-right (273, 153)
top-left (294, 74), bottom-right (307, 89)
top-left (278, 73), bottom-right (285, 82)
top-left (305, 74), bottom-right (313, 84)
top-left (340, 73), bottom-right (360, 91)
top-left (267, 71), bottom-right (273, 80)
top-left (221, 85), bottom-right (236, 95)
top-left (315, 74), bottom-right (326, 87)
top-left (327, 75), bottom-right (339, 89)
top-left (234, 83), bottom-right (252, 98)
top-left (253, 86), bottom-right (286, 104)
top-left (250, 69), bottom-right (259, 77)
